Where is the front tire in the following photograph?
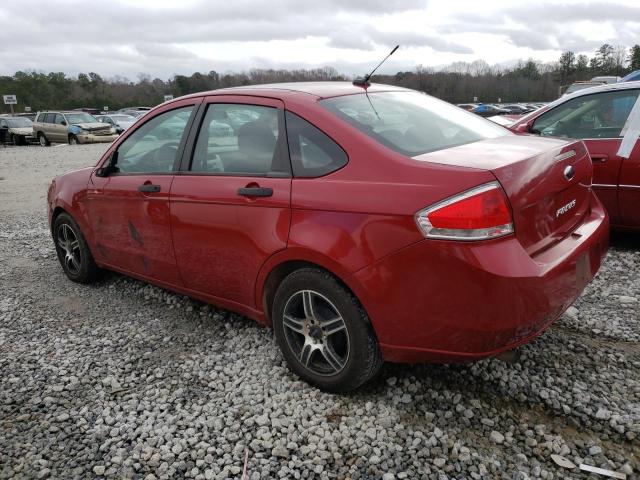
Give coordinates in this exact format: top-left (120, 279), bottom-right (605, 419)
top-left (272, 268), bottom-right (382, 392)
top-left (68, 135), bottom-right (79, 145)
top-left (53, 213), bottom-right (100, 283)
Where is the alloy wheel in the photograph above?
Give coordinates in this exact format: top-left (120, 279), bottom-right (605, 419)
top-left (56, 224), bottom-right (82, 275)
top-left (282, 290), bottom-right (350, 376)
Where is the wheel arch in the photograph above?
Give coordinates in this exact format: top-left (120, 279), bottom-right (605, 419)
top-left (257, 250), bottom-right (373, 329)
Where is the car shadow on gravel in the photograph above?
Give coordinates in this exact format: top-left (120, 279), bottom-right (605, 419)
top-left (610, 230), bottom-right (640, 251)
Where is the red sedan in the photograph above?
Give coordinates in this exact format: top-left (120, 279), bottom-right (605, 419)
top-left (511, 81), bottom-right (640, 230)
top-left (48, 82), bottom-right (608, 392)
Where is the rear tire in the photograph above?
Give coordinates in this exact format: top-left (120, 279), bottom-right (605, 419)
top-left (38, 133), bottom-right (50, 147)
top-left (272, 268), bottom-right (382, 393)
top-left (53, 213), bottom-right (100, 283)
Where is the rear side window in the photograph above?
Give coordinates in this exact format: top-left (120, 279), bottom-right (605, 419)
top-left (532, 90), bottom-right (640, 139)
top-left (44, 113), bottom-right (55, 124)
top-left (285, 111), bottom-right (347, 177)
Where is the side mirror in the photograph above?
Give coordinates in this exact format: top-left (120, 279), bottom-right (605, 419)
top-left (61, 121), bottom-right (67, 126)
top-left (95, 152), bottom-right (119, 177)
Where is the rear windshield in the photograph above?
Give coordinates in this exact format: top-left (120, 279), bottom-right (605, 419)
top-left (320, 91), bottom-right (510, 156)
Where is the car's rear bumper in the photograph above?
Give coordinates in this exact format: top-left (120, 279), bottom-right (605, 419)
top-left (352, 192), bottom-right (609, 363)
top-left (77, 134), bottom-right (118, 144)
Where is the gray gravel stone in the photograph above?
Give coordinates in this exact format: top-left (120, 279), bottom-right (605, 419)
top-left (0, 145), bottom-right (638, 479)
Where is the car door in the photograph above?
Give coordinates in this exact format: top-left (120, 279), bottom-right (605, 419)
top-left (170, 97), bottom-right (291, 309)
top-left (86, 101), bottom-right (199, 285)
top-left (530, 88), bottom-right (640, 226)
top-left (618, 139), bottom-right (640, 227)
top-left (52, 113), bottom-right (68, 143)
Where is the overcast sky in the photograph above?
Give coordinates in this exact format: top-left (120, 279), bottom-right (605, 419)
top-left (1, 0), bottom-right (639, 80)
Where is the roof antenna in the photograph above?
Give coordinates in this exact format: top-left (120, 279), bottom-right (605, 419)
top-left (353, 45), bottom-right (399, 87)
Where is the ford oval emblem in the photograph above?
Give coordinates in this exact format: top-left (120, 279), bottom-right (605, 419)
top-left (563, 165), bottom-right (575, 181)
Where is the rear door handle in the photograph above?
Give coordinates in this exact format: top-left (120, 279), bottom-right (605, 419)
top-left (138, 184), bottom-right (161, 193)
top-left (237, 187), bottom-right (273, 197)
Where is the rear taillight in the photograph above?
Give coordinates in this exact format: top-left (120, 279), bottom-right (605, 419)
top-left (415, 182), bottom-right (514, 240)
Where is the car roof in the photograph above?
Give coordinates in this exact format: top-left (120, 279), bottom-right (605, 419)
top-left (181, 81), bottom-right (410, 101)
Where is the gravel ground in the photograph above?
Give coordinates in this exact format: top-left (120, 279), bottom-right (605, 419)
top-left (0, 144), bottom-right (639, 479)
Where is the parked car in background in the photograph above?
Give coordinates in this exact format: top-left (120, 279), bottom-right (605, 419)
top-left (472, 104), bottom-right (509, 117)
top-left (620, 70), bottom-right (640, 82)
top-left (500, 104), bottom-right (534, 114)
top-left (561, 81), bottom-right (605, 97)
top-left (33, 111), bottom-right (118, 146)
top-left (117, 107), bottom-right (151, 114)
top-left (591, 76), bottom-right (621, 84)
top-left (13, 112), bottom-right (37, 122)
top-left (0, 116), bottom-right (35, 145)
top-left (74, 107), bottom-right (102, 116)
top-left (96, 114), bottom-right (137, 134)
top-left (511, 80), bottom-right (640, 230)
top-left (456, 103), bottom-right (478, 111)
top-left (47, 82), bottom-right (608, 392)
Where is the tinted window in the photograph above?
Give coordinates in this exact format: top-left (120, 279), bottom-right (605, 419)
top-left (321, 91), bottom-right (509, 157)
top-left (115, 106), bottom-right (194, 174)
top-left (44, 113), bottom-right (55, 124)
top-left (285, 112), bottom-right (347, 177)
top-left (533, 90), bottom-right (640, 139)
top-left (190, 103), bottom-right (289, 175)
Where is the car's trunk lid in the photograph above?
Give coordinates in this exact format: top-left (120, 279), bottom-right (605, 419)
top-left (414, 136), bottom-right (593, 254)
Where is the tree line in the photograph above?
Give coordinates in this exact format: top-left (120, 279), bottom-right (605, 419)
top-left (1, 43), bottom-right (639, 113)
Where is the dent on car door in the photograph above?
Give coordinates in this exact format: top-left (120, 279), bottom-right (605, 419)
top-left (86, 104), bottom-right (198, 284)
top-left (531, 89), bottom-right (640, 225)
top-left (170, 98), bottom-right (291, 309)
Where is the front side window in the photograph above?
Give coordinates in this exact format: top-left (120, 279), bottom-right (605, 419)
top-left (285, 111), bottom-right (348, 177)
top-left (44, 113), bottom-right (55, 124)
top-left (54, 114), bottom-right (65, 125)
top-left (190, 103), bottom-right (288, 175)
top-left (321, 91), bottom-right (510, 157)
top-left (532, 90), bottom-right (640, 139)
top-left (115, 106), bottom-right (194, 174)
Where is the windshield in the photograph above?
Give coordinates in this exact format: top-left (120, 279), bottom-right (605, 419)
top-left (6, 117), bottom-right (32, 127)
top-left (66, 113), bottom-right (98, 124)
top-left (320, 91), bottom-right (510, 156)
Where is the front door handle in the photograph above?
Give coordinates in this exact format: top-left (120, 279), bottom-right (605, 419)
top-left (237, 187), bottom-right (273, 197)
top-left (591, 155), bottom-right (608, 164)
top-left (138, 184), bottom-right (161, 193)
